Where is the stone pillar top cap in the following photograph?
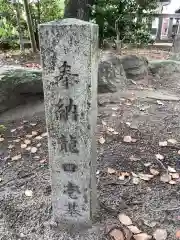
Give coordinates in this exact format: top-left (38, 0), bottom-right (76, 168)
top-left (39, 18), bottom-right (97, 26)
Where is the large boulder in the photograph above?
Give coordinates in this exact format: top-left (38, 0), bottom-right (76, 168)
top-left (120, 55), bottom-right (148, 80)
top-left (149, 60), bottom-right (180, 76)
top-left (0, 66), bottom-right (43, 113)
top-left (168, 53), bottom-right (180, 61)
top-left (98, 52), bottom-right (127, 93)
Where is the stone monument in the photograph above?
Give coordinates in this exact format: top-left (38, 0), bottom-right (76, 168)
top-left (39, 19), bottom-right (99, 228)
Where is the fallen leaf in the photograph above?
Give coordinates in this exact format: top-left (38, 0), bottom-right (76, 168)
top-left (131, 138), bottom-right (137, 143)
top-left (37, 143), bottom-right (41, 148)
top-left (24, 139), bottom-right (31, 145)
top-left (26, 147), bottom-right (31, 151)
top-left (121, 172), bottom-right (130, 177)
top-left (118, 213), bottom-right (133, 226)
top-left (31, 147), bottom-right (37, 153)
top-left (41, 132), bottom-right (48, 137)
top-left (159, 141), bottom-right (168, 147)
top-left (10, 129), bottom-right (16, 133)
top-left (134, 233), bottom-right (152, 240)
top-left (17, 126), bottom-right (24, 130)
top-left (144, 162), bottom-right (152, 167)
top-left (0, 138), bottom-right (5, 142)
top-left (113, 131), bottom-right (119, 135)
top-left (23, 120), bottom-right (28, 123)
top-left (160, 174), bottom-right (171, 183)
top-left (132, 172), bottom-right (138, 177)
top-left (132, 177), bottom-right (140, 185)
top-left (112, 107), bottom-right (118, 111)
top-left (171, 173), bottom-right (179, 179)
top-left (138, 173), bottom-right (154, 181)
top-left (112, 113), bottom-right (117, 117)
top-left (123, 136), bottom-right (132, 143)
top-left (169, 180), bottom-right (176, 185)
top-left (125, 122), bottom-right (131, 126)
top-left (143, 220), bottom-right (157, 228)
top-left (156, 154), bottom-right (164, 160)
top-left (176, 230), bottom-right (180, 239)
top-left (26, 134), bottom-right (33, 139)
top-left (40, 159), bottom-right (47, 164)
top-left (109, 228), bottom-right (124, 240)
top-left (21, 144), bottom-right (27, 149)
top-left (140, 106), bottom-right (150, 111)
top-left (168, 139), bottom-right (177, 144)
top-left (130, 155), bottom-right (140, 161)
top-left (102, 120), bottom-right (107, 126)
top-left (168, 166), bottom-right (176, 173)
top-left (157, 100), bottom-right (164, 105)
top-left (13, 139), bottom-right (21, 143)
top-left (25, 189), bottom-right (33, 197)
top-left (127, 225), bottom-right (141, 234)
top-left (107, 127), bottom-right (115, 132)
top-left (119, 175), bottom-right (125, 181)
top-left (32, 131), bottom-right (38, 136)
top-left (4, 155), bottom-right (11, 161)
top-left (153, 228), bottom-right (167, 240)
top-left (107, 168), bottom-right (116, 174)
top-left (96, 170), bottom-right (100, 175)
top-left (150, 168), bottom-right (159, 176)
top-left (8, 144), bottom-right (15, 149)
top-left (34, 156), bottom-right (40, 160)
top-left (130, 80), bottom-right (137, 85)
top-left (12, 154), bottom-right (21, 161)
top-left (30, 122), bottom-right (37, 126)
top-left (130, 123), bottom-right (138, 130)
top-left (99, 137), bottom-right (105, 144)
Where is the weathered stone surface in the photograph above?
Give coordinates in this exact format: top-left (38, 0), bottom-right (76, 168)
top-left (98, 51), bottom-right (127, 93)
top-left (149, 60), bottom-right (180, 76)
top-left (120, 55), bottom-right (148, 80)
top-left (39, 18), bottom-right (98, 227)
top-left (0, 66), bottom-right (43, 113)
top-left (169, 53), bottom-right (180, 61)
top-left (172, 34), bottom-right (180, 53)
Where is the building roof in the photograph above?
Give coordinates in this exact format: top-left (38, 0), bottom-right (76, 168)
top-left (175, 7), bottom-right (180, 13)
top-left (160, 0), bottom-right (171, 3)
top-left (160, 0), bottom-right (171, 2)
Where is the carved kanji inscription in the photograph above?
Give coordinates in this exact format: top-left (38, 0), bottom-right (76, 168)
top-left (62, 163), bottom-right (77, 172)
top-left (65, 202), bottom-right (81, 216)
top-left (64, 182), bottom-right (81, 199)
top-left (54, 98), bottom-right (78, 121)
top-left (59, 134), bottom-right (79, 153)
top-left (55, 61), bottom-right (79, 89)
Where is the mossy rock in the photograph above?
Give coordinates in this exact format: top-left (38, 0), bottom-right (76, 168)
top-left (0, 66), bottom-right (43, 113)
top-left (149, 60), bottom-right (180, 76)
top-left (168, 54), bottom-right (180, 61)
top-left (119, 55), bottom-right (148, 80)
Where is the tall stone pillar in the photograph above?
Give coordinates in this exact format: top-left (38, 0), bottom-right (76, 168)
top-left (39, 18), bottom-right (99, 228)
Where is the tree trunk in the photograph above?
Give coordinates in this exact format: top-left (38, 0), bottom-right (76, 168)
top-left (14, 1), bottom-right (24, 52)
top-left (64, 0), bottom-right (94, 21)
top-left (23, 0), bottom-right (37, 53)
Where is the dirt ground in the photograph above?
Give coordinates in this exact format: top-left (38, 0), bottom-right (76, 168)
top-left (0, 47), bottom-right (172, 67)
top-left (1, 50), bottom-right (180, 240)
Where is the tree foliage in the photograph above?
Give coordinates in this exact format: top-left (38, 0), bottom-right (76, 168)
top-left (92, 0), bottom-right (158, 44)
top-left (0, 0), bottom-right (158, 49)
top-left (0, 0), bottom-right (64, 48)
